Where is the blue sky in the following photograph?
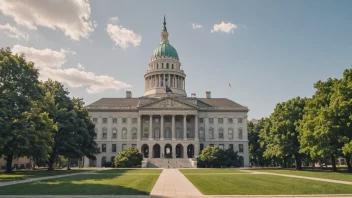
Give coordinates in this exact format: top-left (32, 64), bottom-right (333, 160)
top-left (0, 0), bottom-right (351, 119)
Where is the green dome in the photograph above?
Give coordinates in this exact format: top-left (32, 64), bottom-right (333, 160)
top-left (152, 42), bottom-right (179, 60)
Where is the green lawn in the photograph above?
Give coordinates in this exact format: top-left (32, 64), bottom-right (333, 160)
top-left (179, 168), bottom-right (243, 174)
top-left (0, 169), bottom-right (161, 195)
top-left (252, 169), bottom-right (352, 182)
top-left (97, 168), bottom-right (162, 174)
top-left (183, 174), bottom-right (352, 195)
top-left (0, 169), bottom-right (84, 183)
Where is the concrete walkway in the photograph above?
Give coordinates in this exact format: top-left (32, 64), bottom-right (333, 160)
top-left (240, 170), bottom-right (352, 185)
top-left (150, 169), bottom-right (203, 197)
top-left (0, 171), bottom-right (93, 187)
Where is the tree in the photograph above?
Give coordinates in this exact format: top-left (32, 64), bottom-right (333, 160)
top-left (0, 48), bottom-right (50, 173)
top-left (224, 148), bottom-right (240, 167)
top-left (248, 119), bottom-right (267, 166)
top-left (261, 97), bottom-right (307, 170)
top-left (197, 146), bottom-right (227, 168)
top-left (114, 147), bottom-right (143, 167)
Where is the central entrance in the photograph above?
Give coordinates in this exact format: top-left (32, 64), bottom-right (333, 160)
top-left (153, 144), bottom-right (161, 158)
top-left (176, 144), bottom-right (183, 158)
top-left (141, 144), bottom-right (149, 158)
top-left (187, 144), bottom-right (195, 158)
top-left (164, 144), bottom-right (172, 158)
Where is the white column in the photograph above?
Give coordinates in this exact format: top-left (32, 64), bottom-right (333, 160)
top-left (163, 74), bottom-right (166, 87)
top-left (160, 115), bottom-right (164, 140)
top-left (195, 115), bottom-right (198, 140)
top-left (149, 115), bottom-right (153, 140)
top-left (183, 144), bottom-right (188, 158)
top-left (137, 115), bottom-right (141, 140)
top-left (172, 115), bottom-right (175, 140)
top-left (183, 114), bottom-right (187, 140)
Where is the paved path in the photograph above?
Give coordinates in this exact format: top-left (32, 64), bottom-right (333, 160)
top-left (150, 169), bottom-right (203, 197)
top-left (0, 171), bottom-right (93, 187)
top-left (240, 170), bottom-right (352, 185)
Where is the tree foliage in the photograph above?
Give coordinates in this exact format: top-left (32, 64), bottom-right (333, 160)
top-left (197, 146), bottom-right (240, 168)
top-left (114, 147), bottom-right (143, 168)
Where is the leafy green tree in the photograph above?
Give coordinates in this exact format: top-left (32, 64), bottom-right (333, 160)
top-left (0, 48), bottom-right (51, 173)
top-left (114, 147), bottom-right (143, 167)
top-left (261, 97), bottom-right (307, 170)
top-left (248, 119), bottom-right (268, 166)
top-left (197, 146), bottom-right (227, 168)
top-left (224, 148), bottom-right (240, 167)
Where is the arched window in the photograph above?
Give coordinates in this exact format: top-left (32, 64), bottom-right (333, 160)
top-left (166, 63), bottom-right (169, 69)
top-left (112, 128), bottom-right (117, 139)
top-left (228, 128), bottom-right (233, 140)
top-left (143, 128), bottom-right (149, 138)
top-left (102, 128), bottom-right (107, 139)
top-left (187, 127), bottom-right (192, 138)
top-left (132, 128), bottom-right (137, 139)
top-left (199, 128), bottom-right (204, 139)
top-left (238, 128), bottom-right (243, 139)
top-left (101, 156), bottom-right (106, 167)
top-left (122, 128), bottom-right (127, 139)
top-left (209, 128), bottom-right (214, 139)
top-left (172, 64), bottom-right (174, 69)
top-left (154, 127), bottom-right (160, 138)
top-left (219, 128), bottom-right (224, 139)
top-left (176, 127), bottom-right (181, 138)
top-left (165, 127), bottom-right (171, 138)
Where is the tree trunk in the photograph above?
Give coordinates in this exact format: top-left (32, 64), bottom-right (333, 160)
top-left (47, 152), bottom-right (56, 171)
top-left (345, 155), bottom-right (352, 173)
top-left (5, 154), bottom-right (13, 173)
top-left (331, 154), bottom-right (337, 172)
top-left (67, 158), bottom-right (71, 170)
top-left (295, 154), bottom-right (302, 170)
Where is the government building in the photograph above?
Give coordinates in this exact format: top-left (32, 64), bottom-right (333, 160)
top-left (83, 18), bottom-right (249, 168)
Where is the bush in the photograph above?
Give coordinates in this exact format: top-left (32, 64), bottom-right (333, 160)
top-left (197, 146), bottom-right (240, 168)
top-left (114, 147), bottom-right (143, 168)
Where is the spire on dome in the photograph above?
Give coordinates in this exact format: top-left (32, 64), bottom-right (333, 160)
top-left (161, 15), bottom-right (169, 43)
top-left (163, 15), bottom-right (167, 32)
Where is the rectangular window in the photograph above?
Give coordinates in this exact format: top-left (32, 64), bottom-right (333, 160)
top-left (218, 118), bottom-right (223, 124)
top-left (122, 144), bottom-right (126, 150)
top-left (93, 118), bottom-right (97, 123)
top-left (229, 144), bottom-right (234, 150)
top-left (132, 118), bottom-right (137, 124)
top-left (186, 118), bottom-right (190, 123)
top-left (102, 144), bottom-right (106, 153)
top-left (219, 144), bottom-right (224, 150)
top-left (102, 118), bottom-right (107, 124)
top-left (238, 118), bottom-right (243, 124)
top-left (132, 144), bottom-right (137, 149)
top-left (176, 119), bottom-right (181, 123)
top-left (112, 118), bottom-right (117, 124)
top-left (200, 144), bottom-right (204, 152)
top-left (112, 129), bottom-right (117, 139)
top-left (122, 118), bottom-right (127, 124)
top-left (209, 118), bottom-right (214, 124)
top-left (239, 144), bottom-right (244, 152)
top-left (199, 118), bottom-right (204, 124)
top-left (228, 118), bottom-right (233, 124)
top-left (219, 131), bottom-right (224, 139)
top-left (112, 144), bottom-right (116, 152)
top-left (209, 144), bottom-right (214, 147)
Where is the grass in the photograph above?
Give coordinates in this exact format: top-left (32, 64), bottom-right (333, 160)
top-left (252, 169), bottom-right (352, 182)
top-left (183, 173), bottom-right (352, 195)
top-left (179, 168), bottom-right (243, 174)
top-left (0, 169), bottom-right (161, 195)
top-left (97, 168), bottom-right (162, 174)
top-left (0, 169), bottom-right (84, 183)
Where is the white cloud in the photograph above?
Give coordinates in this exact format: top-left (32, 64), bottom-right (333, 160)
top-left (11, 45), bottom-right (72, 68)
top-left (192, 23), bottom-right (203, 29)
top-left (211, 21), bottom-right (237, 33)
top-left (107, 23), bottom-right (142, 49)
top-left (77, 63), bottom-right (85, 70)
top-left (108, 17), bottom-right (118, 24)
top-left (39, 67), bottom-right (131, 94)
top-left (0, 23), bottom-right (28, 40)
top-left (0, 0), bottom-right (94, 40)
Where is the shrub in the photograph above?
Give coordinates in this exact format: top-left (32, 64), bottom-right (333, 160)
top-left (114, 147), bottom-right (143, 168)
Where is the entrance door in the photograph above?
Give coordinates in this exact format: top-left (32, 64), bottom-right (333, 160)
top-left (165, 144), bottom-right (172, 158)
top-left (176, 144), bottom-right (183, 158)
top-left (153, 144), bottom-right (161, 158)
top-left (187, 144), bottom-right (194, 158)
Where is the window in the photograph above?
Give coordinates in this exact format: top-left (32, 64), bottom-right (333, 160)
top-left (229, 144), bottom-right (234, 150)
top-left (102, 128), bottom-right (107, 139)
top-left (239, 144), bottom-right (244, 152)
top-left (103, 118), bottom-right (107, 123)
top-left (113, 118), bottom-right (117, 124)
top-left (200, 144), bottom-right (204, 152)
top-left (112, 129), bottom-right (117, 139)
top-left (228, 129), bottom-right (234, 139)
top-left (209, 128), bottom-right (214, 139)
top-left (162, 63), bottom-right (164, 68)
top-left (199, 128), bottom-right (204, 139)
top-left (93, 118), bottom-right (97, 123)
top-left (186, 118), bottom-right (190, 123)
top-left (209, 118), bottom-right (214, 124)
top-left (157, 63), bottom-right (159, 69)
top-left (143, 128), bottom-right (149, 138)
top-left (238, 118), bottom-right (243, 124)
top-left (199, 118), bottom-right (204, 123)
top-left (94, 128), bottom-right (97, 139)
top-left (172, 64), bottom-right (174, 69)
top-left (132, 128), bottom-right (137, 139)
top-left (132, 144), bottom-right (137, 149)
top-left (165, 127), bottom-right (171, 138)
top-left (176, 119), bottom-right (181, 123)
top-left (167, 63), bottom-right (169, 69)
top-left (219, 144), bottom-right (224, 150)
top-left (218, 118), bottom-right (223, 124)
top-left (132, 118), bottom-right (137, 124)
top-left (122, 118), bottom-right (127, 124)
top-left (187, 127), bottom-right (192, 138)
top-left (228, 118), bottom-right (233, 124)
top-left (154, 127), bottom-right (160, 138)
top-left (122, 144), bottom-right (126, 150)
top-left (238, 128), bottom-right (243, 139)
top-left (122, 128), bottom-right (127, 139)
top-left (209, 144), bottom-right (214, 147)
top-left (102, 144), bottom-right (106, 152)
top-left (176, 127), bottom-right (182, 138)
top-left (112, 144), bottom-right (116, 152)
top-left (219, 128), bottom-right (224, 139)
top-left (155, 118), bottom-right (159, 123)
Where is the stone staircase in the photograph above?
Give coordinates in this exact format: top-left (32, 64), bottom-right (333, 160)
top-left (147, 158), bottom-right (193, 168)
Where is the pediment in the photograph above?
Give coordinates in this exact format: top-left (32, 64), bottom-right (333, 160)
top-left (139, 97), bottom-right (198, 110)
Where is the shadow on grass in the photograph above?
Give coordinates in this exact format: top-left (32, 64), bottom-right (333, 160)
top-left (0, 172), bottom-right (158, 195)
top-left (0, 170), bottom-right (85, 183)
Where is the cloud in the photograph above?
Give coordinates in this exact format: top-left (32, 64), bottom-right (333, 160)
top-left (107, 23), bottom-right (142, 49)
top-left (11, 45), bottom-right (72, 68)
top-left (211, 21), bottom-right (237, 33)
top-left (0, 23), bottom-right (28, 40)
top-left (0, 0), bottom-right (94, 40)
top-left (39, 67), bottom-right (131, 94)
top-left (77, 63), bottom-right (85, 70)
top-left (192, 23), bottom-right (203, 29)
top-left (108, 17), bottom-right (118, 24)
